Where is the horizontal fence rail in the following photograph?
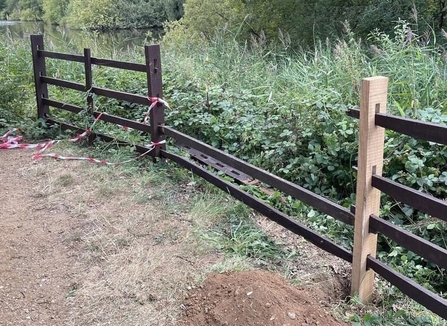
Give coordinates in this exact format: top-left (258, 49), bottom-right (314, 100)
top-left (90, 57), bottom-right (147, 72)
top-left (39, 50), bottom-right (84, 62)
top-left (347, 108), bottom-right (447, 145)
top-left (369, 215), bottom-right (447, 270)
top-left (43, 98), bottom-right (152, 132)
top-left (30, 34), bottom-right (447, 320)
top-left (42, 77), bottom-right (86, 92)
top-left (92, 87), bottom-right (150, 105)
top-left (46, 118), bottom-right (151, 155)
top-left (367, 256), bottom-right (447, 320)
top-left (372, 175), bottom-right (447, 223)
top-left (375, 113), bottom-right (447, 145)
top-left (163, 125), bottom-right (355, 226)
top-left (162, 150), bottom-right (354, 263)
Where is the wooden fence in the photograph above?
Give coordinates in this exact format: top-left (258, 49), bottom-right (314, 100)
top-left (30, 34), bottom-right (447, 320)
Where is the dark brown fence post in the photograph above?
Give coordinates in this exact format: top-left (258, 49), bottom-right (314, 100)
top-left (351, 76), bottom-right (388, 302)
top-left (30, 35), bottom-right (49, 119)
top-left (84, 48), bottom-right (93, 113)
top-left (145, 44), bottom-right (165, 160)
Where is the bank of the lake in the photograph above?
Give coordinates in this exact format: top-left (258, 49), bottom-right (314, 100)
top-left (0, 20), bottom-right (159, 51)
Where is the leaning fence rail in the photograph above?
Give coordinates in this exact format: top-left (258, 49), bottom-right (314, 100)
top-left (30, 34), bottom-right (447, 320)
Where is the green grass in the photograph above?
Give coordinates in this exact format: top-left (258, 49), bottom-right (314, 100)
top-left (2, 21), bottom-right (447, 325)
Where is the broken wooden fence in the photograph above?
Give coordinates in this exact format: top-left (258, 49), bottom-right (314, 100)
top-left (30, 34), bottom-right (447, 320)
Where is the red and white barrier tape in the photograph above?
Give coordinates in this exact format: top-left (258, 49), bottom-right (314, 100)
top-left (143, 97), bottom-right (171, 125)
top-left (32, 140), bottom-right (166, 165)
top-left (1, 96), bottom-right (169, 165)
top-left (1, 130), bottom-right (57, 150)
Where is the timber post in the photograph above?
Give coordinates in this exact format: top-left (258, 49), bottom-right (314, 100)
top-left (145, 44), bottom-right (165, 161)
top-left (351, 76), bottom-right (388, 302)
top-left (30, 34), bottom-right (49, 120)
top-left (84, 48), bottom-right (96, 143)
top-left (84, 48), bottom-right (93, 113)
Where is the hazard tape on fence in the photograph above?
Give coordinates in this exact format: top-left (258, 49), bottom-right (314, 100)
top-left (32, 140), bottom-right (166, 165)
top-left (1, 129), bottom-right (57, 150)
top-left (1, 97), bottom-right (170, 165)
top-left (143, 97), bottom-right (170, 125)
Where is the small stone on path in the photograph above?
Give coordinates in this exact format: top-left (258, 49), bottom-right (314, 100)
top-left (287, 311), bottom-right (296, 320)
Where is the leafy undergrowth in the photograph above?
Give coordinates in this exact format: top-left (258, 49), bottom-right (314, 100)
top-left (1, 20), bottom-right (447, 324)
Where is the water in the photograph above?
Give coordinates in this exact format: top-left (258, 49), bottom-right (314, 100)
top-left (0, 20), bottom-right (161, 52)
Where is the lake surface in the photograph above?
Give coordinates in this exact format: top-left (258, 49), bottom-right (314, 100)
top-left (0, 20), bottom-right (160, 52)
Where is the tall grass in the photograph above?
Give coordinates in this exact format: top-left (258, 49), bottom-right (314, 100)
top-left (2, 22), bottom-right (447, 320)
top-left (161, 23), bottom-right (447, 304)
top-left (0, 31), bottom-right (36, 130)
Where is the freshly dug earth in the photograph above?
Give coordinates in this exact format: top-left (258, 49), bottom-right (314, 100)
top-left (179, 270), bottom-right (346, 326)
top-left (1, 148), bottom-right (349, 326)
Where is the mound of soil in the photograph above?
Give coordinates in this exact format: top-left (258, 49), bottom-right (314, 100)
top-left (179, 270), bottom-right (347, 326)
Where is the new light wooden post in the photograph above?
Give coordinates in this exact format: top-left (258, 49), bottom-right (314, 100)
top-left (351, 76), bottom-right (388, 301)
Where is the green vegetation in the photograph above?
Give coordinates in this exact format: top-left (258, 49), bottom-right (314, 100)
top-left (0, 0), bottom-right (184, 29)
top-left (173, 0), bottom-right (447, 48)
top-left (1, 2), bottom-right (447, 324)
top-left (1, 0), bottom-right (447, 48)
top-left (0, 33), bottom-right (36, 130)
top-left (161, 22), bottom-right (447, 296)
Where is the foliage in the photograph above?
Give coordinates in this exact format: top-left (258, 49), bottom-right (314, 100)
top-left (1, 0), bottom-right (185, 30)
top-left (203, 210), bottom-right (294, 266)
top-left (42, 0), bottom-right (69, 25)
top-left (0, 33), bottom-right (35, 131)
top-left (1, 0), bottom-right (43, 20)
top-left (351, 0), bottom-right (443, 39)
top-left (163, 0), bottom-right (184, 21)
top-left (178, 0), bottom-right (246, 41)
top-left (66, 0), bottom-right (118, 30)
top-left (64, 0), bottom-right (184, 30)
top-left (1, 19), bottom-right (447, 322)
top-left (170, 0), bottom-right (447, 48)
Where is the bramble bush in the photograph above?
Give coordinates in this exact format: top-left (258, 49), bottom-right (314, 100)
top-left (1, 20), bottom-right (446, 300)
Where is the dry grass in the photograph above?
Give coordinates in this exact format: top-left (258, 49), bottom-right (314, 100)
top-left (17, 150), bottom-right (235, 326)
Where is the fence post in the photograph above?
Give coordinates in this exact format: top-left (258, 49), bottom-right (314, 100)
top-left (351, 76), bottom-right (388, 302)
top-left (84, 48), bottom-right (93, 113)
top-left (145, 44), bottom-right (165, 161)
top-left (84, 48), bottom-right (96, 143)
top-left (30, 35), bottom-right (49, 119)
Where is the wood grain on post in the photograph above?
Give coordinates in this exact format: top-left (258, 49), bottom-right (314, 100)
top-left (84, 48), bottom-right (93, 113)
top-left (30, 35), bottom-right (49, 119)
top-left (351, 76), bottom-right (388, 302)
top-left (145, 44), bottom-right (165, 161)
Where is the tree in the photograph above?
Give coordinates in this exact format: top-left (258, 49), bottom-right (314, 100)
top-left (2, 0), bottom-right (43, 20)
top-left (175, 0), bottom-right (447, 48)
top-left (65, 0), bottom-right (183, 30)
top-left (177, 0), bottom-right (353, 46)
top-left (114, 0), bottom-right (167, 29)
top-left (163, 0), bottom-right (185, 21)
top-left (42, 0), bottom-right (68, 25)
top-left (180, 0), bottom-right (247, 40)
top-left (67, 0), bottom-right (118, 30)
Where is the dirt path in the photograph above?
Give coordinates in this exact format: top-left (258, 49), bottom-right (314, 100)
top-left (1, 149), bottom-right (350, 326)
top-left (1, 150), bottom-right (76, 325)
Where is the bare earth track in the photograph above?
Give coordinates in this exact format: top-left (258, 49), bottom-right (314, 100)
top-left (1, 149), bottom-right (350, 326)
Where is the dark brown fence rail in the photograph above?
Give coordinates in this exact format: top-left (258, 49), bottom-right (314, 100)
top-left (347, 108), bottom-right (447, 145)
top-left (163, 125), bottom-right (355, 226)
top-left (30, 35), bottom-right (447, 320)
top-left (31, 34), bottom-right (164, 160)
top-left (347, 78), bottom-right (447, 319)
